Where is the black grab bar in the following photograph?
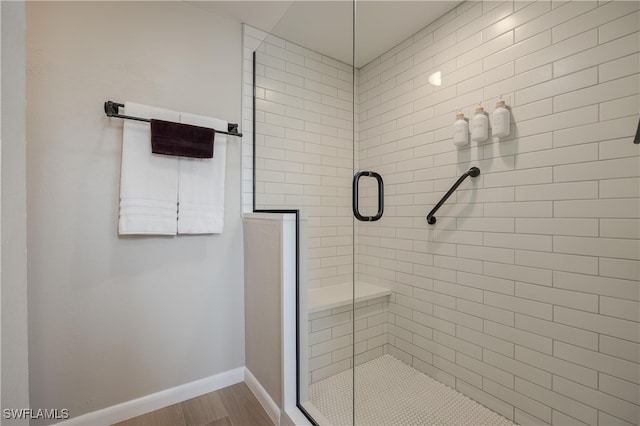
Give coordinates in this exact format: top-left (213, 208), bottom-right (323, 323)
top-left (426, 167), bottom-right (480, 225)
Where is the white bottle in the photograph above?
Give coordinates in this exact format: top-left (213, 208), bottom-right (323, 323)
top-left (470, 106), bottom-right (488, 143)
top-left (453, 112), bottom-right (469, 146)
top-left (492, 100), bottom-right (510, 138)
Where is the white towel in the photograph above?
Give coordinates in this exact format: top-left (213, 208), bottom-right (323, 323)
top-left (177, 113), bottom-right (227, 234)
top-left (119, 102), bottom-right (179, 235)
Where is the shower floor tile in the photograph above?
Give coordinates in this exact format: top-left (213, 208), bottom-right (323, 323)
top-left (309, 354), bottom-right (516, 426)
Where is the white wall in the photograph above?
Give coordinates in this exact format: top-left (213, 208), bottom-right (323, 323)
top-left (1, 1), bottom-right (30, 424)
top-left (243, 215), bottom-right (283, 408)
top-left (26, 2), bottom-right (244, 422)
top-left (358, 1), bottom-right (639, 425)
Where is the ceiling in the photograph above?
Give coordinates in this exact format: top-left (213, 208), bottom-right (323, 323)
top-left (188, 1), bottom-right (459, 68)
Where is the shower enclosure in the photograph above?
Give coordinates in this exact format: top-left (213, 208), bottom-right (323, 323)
top-left (245, 1), bottom-right (640, 424)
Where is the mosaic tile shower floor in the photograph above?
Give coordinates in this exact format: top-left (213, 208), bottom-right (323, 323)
top-left (309, 354), bottom-right (516, 426)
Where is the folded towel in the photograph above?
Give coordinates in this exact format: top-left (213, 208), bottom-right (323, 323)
top-left (177, 113), bottom-right (227, 234)
top-left (119, 102), bottom-right (179, 235)
top-left (150, 119), bottom-right (215, 158)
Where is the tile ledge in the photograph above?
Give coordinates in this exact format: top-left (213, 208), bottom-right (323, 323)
top-left (308, 282), bottom-right (391, 314)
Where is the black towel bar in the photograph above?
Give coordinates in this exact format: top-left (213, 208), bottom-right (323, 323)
top-left (104, 100), bottom-right (242, 137)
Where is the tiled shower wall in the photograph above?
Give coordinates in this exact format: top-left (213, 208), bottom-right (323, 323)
top-left (308, 295), bottom-right (389, 384)
top-left (357, 1), bottom-right (639, 425)
top-left (242, 25), bottom-right (355, 289)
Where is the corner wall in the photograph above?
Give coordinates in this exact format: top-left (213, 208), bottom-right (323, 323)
top-left (1, 1), bottom-right (30, 423)
top-left (243, 215), bottom-right (284, 409)
top-left (357, 1), bottom-right (639, 424)
top-left (26, 2), bottom-right (244, 422)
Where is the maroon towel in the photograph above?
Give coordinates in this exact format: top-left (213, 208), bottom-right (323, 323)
top-left (150, 119), bottom-right (215, 158)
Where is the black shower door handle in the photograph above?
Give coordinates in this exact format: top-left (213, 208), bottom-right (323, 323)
top-left (353, 171), bottom-right (384, 222)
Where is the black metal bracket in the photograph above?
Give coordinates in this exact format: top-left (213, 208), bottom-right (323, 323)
top-left (634, 117), bottom-right (639, 144)
top-left (103, 100), bottom-right (242, 136)
top-left (426, 167), bottom-right (480, 225)
top-left (353, 171), bottom-right (384, 222)
top-left (105, 100), bottom-right (124, 117)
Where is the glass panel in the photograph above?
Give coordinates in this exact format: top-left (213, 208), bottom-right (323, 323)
top-left (252, 1), bottom-right (355, 423)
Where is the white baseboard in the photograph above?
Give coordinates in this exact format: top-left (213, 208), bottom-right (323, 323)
top-left (56, 367), bottom-right (245, 426)
top-left (244, 368), bottom-right (281, 426)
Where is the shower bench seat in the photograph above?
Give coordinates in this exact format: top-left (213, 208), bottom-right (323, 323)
top-left (308, 281), bottom-right (391, 314)
top-left (305, 282), bottom-right (392, 384)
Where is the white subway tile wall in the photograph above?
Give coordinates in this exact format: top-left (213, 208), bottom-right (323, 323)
top-left (242, 26), bottom-right (356, 289)
top-left (308, 296), bottom-right (390, 384)
top-left (356, 1), bottom-right (639, 424)
top-left (243, 0), bottom-right (640, 423)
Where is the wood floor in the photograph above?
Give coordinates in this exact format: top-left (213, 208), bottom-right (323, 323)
top-left (112, 383), bottom-right (274, 426)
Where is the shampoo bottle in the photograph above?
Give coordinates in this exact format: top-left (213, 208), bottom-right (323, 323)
top-left (453, 112), bottom-right (469, 146)
top-left (492, 99), bottom-right (510, 138)
top-left (470, 106), bottom-right (488, 143)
